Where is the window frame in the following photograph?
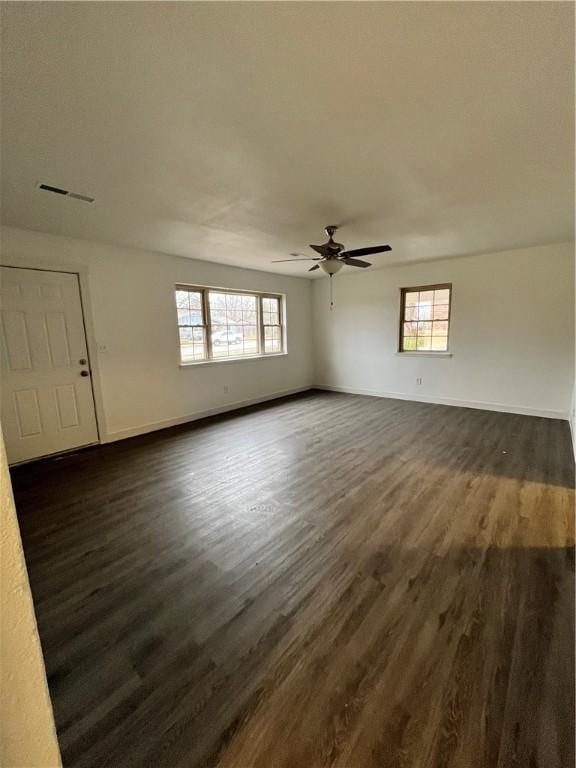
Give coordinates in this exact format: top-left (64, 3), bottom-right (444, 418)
top-left (398, 282), bottom-right (452, 354)
top-left (175, 284), bottom-right (286, 365)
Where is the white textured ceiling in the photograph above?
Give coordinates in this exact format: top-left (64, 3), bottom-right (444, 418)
top-left (1, 2), bottom-right (573, 277)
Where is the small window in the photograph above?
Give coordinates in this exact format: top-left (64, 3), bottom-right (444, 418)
top-left (262, 296), bottom-right (283, 354)
top-left (399, 283), bottom-right (451, 352)
top-left (175, 288), bottom-right (207, 362)
top-left (175, 286), bottom-right (285, 364)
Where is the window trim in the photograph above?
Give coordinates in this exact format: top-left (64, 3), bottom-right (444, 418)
top-left (175, 284), bottom-right (286, 365)
top-left (398, 282), bottom-right (452, 354)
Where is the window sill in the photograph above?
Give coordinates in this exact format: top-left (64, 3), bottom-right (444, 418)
top-left (180, 352), bottom-right (288, 368)
top-left (395, 352), bottom-right (453, 358)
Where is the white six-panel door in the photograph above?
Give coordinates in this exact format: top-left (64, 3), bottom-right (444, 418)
top-left (1, 267), bottom-right (98, 464)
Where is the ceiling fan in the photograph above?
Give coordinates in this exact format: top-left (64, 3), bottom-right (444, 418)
top-left (273, 225), bottom-right (392, 274)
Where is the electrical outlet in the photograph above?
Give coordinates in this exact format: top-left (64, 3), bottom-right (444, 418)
top-left (416, 377), bottom-right (422, 385)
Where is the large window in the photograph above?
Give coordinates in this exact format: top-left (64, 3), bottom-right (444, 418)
top-left (399, 284), bottom-right (451, 352)
top-left (175, 286), bottom-right (285, 364)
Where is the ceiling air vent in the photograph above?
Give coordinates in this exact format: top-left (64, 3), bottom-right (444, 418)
top-left (37, 183), bottom-right (95, 203)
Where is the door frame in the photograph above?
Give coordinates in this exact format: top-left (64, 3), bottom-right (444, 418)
top-left (0, 262), bottom-right (106, 455)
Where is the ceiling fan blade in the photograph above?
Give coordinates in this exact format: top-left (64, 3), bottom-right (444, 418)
top-left (272, 258), bottom-right (322, 262)
top-left (308, 264), bottom-right (321, 272)
top-left (309, 244), bottom-right (329, 255)
top-left (340, 244), bottom-right (392, 258)
top-left (341, 257), bottom-right (371, 268)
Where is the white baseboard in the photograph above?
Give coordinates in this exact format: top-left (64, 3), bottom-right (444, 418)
top-left (100, 383), bottom-right (569, 444)
top-left (314, 384), bottom-right (569, 421)
top-left (101, 386), bottom-right (312, 443)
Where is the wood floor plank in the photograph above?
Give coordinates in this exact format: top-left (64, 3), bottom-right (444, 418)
top-left (11, 390), bottom-right (575, 768)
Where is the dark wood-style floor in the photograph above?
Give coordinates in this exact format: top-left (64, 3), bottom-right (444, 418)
top-left (12, 390), bottom-right (575, 768)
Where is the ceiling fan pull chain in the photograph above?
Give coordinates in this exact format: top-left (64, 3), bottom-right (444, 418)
top-left (330, 274), bottom-right (334, 311)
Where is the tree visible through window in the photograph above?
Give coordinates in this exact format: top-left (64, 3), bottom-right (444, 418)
top-left (175, 286), bottom-right (285, 364)
top-left (399, 284), bottom-right (451, 352)
top-left (209, 291), bottom-right (259, 359)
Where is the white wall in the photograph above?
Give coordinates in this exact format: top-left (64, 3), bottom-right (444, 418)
top-left (1, 227), bottom-right (573, 440)
top-left (0, 425), bottom-right (61, 767)
top-left (313, 242), bottom-right (574, 419)
top-left (0, 226), bottom-right (313, 442)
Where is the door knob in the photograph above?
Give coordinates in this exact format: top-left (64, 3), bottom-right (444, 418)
top-left (79, 358), bottom-right (87, 365)
top-left (80, 370), bottom-right (90, 377)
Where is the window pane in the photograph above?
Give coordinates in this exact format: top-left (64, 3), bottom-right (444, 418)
top-left (417, 304), bottom-right (433, 321)
top-left (404, 291), bottom-right (419, 307)
top-left (176, 289), bottom-right (203, 311)
top-left (433, 304), bottom-right (449, 320)
top-left (179, 326), bottom-right (206, 362)
top-left (176, 290), bottom-right (204, 317)
top-left (403, 336), bottom-right (417, 351)
top-left (418, 321), bottom-right (432, 335)
top-left (178, 308), bottom-right (192, 325)
top-left (264, 324), bottom-right (281, 353)
top-left (191, 310), bottom-right (203, 325)
top-left (403, 322), bottom-right (417, 337)
top-left (211, 325), bottom-right (229, 346)
top-left (177, 310), bottom-right (203, 327)
top-left (266, 327), bottom-right (280, 340)
top-left (227, 309), bottom-right (242, 324)
top-left (263, 297), bottom-right (280, 324)
top-left (209, 292), bottom-right (227, 310)
top-left (265, 327), bottom-right (279, 341)
top-left (419, 290), bottom-right (434, 305)
top-left (210, 309), bottom-right (227, 325)
top-left (242, 325), bottom-right (259, 356)
top-left (416, 335), bottom-right (432, 350)
top-left (265, 339), bottom-right (281, 353)
top-left (404, 305), bottom-right (418, 321)
top-left (432, 320), bottom-right (449, 337)
top-left (431, 337), bottom-right (448, 351)
top-left (263, 297), bottom-right (277, 312)
top-left (434, 288), bottom-right (450, 304)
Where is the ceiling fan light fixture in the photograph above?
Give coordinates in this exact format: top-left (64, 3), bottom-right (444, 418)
top-left (320, 260), bottom-right (343, 275)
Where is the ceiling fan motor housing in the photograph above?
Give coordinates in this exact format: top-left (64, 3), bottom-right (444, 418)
top-left (324, 225), bottom-right (344, 255)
